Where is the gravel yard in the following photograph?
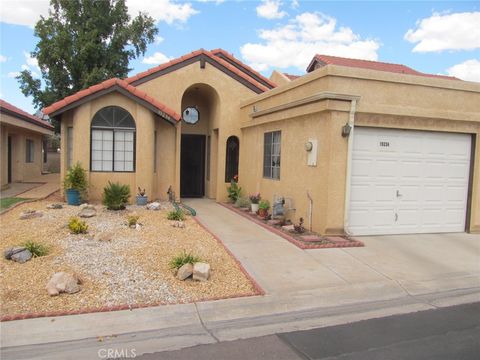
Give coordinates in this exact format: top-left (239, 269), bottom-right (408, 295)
top-left (0, 193), bottom-right (258, 317)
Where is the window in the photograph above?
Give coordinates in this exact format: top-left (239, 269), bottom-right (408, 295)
top-left (153, 131), bottom-right (157, 173)
top-left (225, 136), bottom-right (239, 182)
top-left (91, 106), bottom-right (135, 172)
top-left (67, 127), bottom-right (73, 168)
top-left (263, 131), bottom-right (281, 180)
top-left (26, 139), bottom-right (34, 163)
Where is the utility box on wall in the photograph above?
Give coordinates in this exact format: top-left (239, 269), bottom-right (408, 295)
top-left (305, 139), bottom-right (318, 166)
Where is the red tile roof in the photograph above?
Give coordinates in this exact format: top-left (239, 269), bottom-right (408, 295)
top-left (126, 48), bottom-right (271, 93)
top-left (0, 99), bottom-right (54, 130)
top-left (307, 54), bottom-right (459, 81)
top-left (283, 73), bottom-right (301, 81)
top-left (211, 48), bottom-right (277, 89)
top-left (43, 78), bottom-right (181, 122)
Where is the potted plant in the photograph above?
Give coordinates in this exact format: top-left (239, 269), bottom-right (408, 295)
top-left (63, 162), bottom-right (88, 206)
top-left (136, 187), bottom-right (148, 205)
top-left (227, 175), bottom-right (242, 203)
top-left (258, 200), bottom-right (270, 218)
top-left (249, 193), bottom-right (261, 213)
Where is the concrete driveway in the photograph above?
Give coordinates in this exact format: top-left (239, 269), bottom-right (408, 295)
top-left (308, 233), bottom-right (480, 295)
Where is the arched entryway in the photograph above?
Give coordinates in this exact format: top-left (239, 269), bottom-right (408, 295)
top-left (180, 83), bottom-right (219, 198)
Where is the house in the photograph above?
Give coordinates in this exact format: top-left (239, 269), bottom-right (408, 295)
top-left (0, 99), bottom-right (54, 189)
top-left (43, 49), bottom-right (480, 236)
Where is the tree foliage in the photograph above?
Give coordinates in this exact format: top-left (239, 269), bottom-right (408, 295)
top-left (17, 0), bottom-right (158, 120)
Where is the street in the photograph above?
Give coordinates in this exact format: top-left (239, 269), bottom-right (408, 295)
top-left (139, 302), bottom-right (480, 360)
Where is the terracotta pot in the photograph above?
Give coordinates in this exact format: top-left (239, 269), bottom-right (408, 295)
top-left (258, 209), bottom-right (268, 218)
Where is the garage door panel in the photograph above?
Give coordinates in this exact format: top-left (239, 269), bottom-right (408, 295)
top-left (348, 128), bottom-right (471, 235)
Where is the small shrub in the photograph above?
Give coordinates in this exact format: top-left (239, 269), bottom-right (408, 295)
top-left (227, 178), bottom-right (242, 203)
top-left (68, 217), bottom-right (88, 234)
top-left (259, 200), bottom-right (270, 211)
top-left (127, 215), bottom-right (139, 227)
top-left (167, 209), bottom-right (185, 221)
top-left (169, 250), bottom-right (202, 269)
top-left (63, 162), bottom-right (88, 199)
top-left (23, 240), bottom-right (49, 257)
top-left (102, 181), bottom-right (131, 210)
top-left (235, 196), bottom-right (251, 208)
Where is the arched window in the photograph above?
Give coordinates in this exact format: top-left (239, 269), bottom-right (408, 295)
top-left (225, 136), bottom-right (239, 182)
top-left (91, 106), bottom-right (136, 172)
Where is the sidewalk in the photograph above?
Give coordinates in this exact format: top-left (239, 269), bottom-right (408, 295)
top-left (0, 173), bottom-right (59, 200)
top-left (1, 199), bottom-right (479, 359)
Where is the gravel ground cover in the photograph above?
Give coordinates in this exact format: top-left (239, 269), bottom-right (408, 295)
top-left (0, 193), bottom-right (257, 317)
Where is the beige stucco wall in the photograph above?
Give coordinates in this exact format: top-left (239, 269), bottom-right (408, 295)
top-left (240, 65), bottom-right (480, 234)
top-left (0, 113), bottom-right (51, 187)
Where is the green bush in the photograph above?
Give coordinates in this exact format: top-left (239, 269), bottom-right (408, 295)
top-left (169, 250), bottom-right (202, 269)
top-left (235, 196), bottom-right (251, 208)
top-left (127, 215), bottom-right (139, 227)
top-left (102, 181), bottom-right (131, 210)
top-left (68, 217), bottom-right (88, 234)
top-left (63, 162), bottom-right (88, 198)
top-left (259, 200), bottom-right (270, 211)
top-left (227, 180), bottom-right (242, 203)
top-left (23, 240), bottom-right (49, 257)
top-left (167, 209), bottom-right (185, 221)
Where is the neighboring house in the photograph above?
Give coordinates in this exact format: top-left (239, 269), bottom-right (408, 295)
top-left (43, 49), bottom-right (480, 236)
top-left (0, 99), bottom-right (54, 189)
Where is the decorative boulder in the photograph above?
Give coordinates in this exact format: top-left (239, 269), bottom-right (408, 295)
top-left (177, 263), bottom-right (193, 280)
top-left (78, 207), bottom-right (96, 218)
top-left (46, 272), bottom-right (81, 296)
top-left (193, 262), bottom-right (210, 282)
top-left (146, 202), bottom-right (161, 210)
top-left (282, 224), bottom-right (295, 232)
top-left (47, 203), bottom-right (63, 209)
top-left (4, 246), bottom-right (26, 260)
top-left (11, 249), bottom-right (33, 263)
top-left (19, 210), bottom-right (43, 220)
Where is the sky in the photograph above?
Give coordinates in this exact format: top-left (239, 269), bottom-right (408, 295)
top-left (0, 0), bottom-right (479, 114)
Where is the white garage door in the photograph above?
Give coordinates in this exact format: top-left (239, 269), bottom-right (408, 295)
top-left (348, 127), bottom-right (471, 235)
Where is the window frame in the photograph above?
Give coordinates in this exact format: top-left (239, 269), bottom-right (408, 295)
top-left (89, 106), bottom-right (136, 173)
top-left (263, 131), bottom-right (281, 180)
top-left (25, 139), bottom-right (34, 163)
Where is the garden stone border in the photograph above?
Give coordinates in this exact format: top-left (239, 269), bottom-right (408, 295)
top-left (220, 203), bottom-right (364, 250)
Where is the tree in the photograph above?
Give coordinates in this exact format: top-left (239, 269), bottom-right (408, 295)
top-left (17, 0), bottom-right (158, 131)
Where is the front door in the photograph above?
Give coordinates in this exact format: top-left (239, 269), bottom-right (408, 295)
top-left (7, 136), bottom-right (12, 183)
top-left (181, 134), bottom-right (205, 198)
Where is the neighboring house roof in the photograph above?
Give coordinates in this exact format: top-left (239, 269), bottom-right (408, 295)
top-left (283, 73), bottom-right (301, 81)
top-left (126, 48), bottom-right (271, 93)
top-left (210, 48), bottom-right (277, 89)
top-left (0, 99), bottom-right (54, 130)
top-left (307, 54), bottom-right (459, 81)
top-left (43, 78), bottom-right (181, 124)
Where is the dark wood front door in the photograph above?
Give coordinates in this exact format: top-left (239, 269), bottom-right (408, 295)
top-left (181, 134), bottom-right (205, 198)
top-left (7, 136), bottom-right (12, 183)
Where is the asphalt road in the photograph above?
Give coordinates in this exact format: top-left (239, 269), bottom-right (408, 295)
top-left (138, 302), bottom-right (480, 360)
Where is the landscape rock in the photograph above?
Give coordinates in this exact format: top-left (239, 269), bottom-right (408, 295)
top-left (94, 232), bottom-right (114, 242)
top-left (193, 262), bottom-right (210, 282)
top-left (4, 247), bottom-right (27, 260)
top-left (267, 219), bottom-right (281, 226)
top-left (146, 202), bottom-right (161, 210)
top-left (79, 203), bottom-right (95, 210)
top-left (176, 263), bottom-right (193, 280)
top-left (78, 208), bottom-right (96, 218)
top-left (282, 224), bottom-right (295, 232)
top-left (172, 221), bottom-right (185, 228)
top-left (46, 272), bottom-right (81, 296)
top-left (19, 210), bottom-right (43, 220)
top-left (11, 249), bottom-right (33, 263)
top-left (47, 203), bottom-right (63, 209)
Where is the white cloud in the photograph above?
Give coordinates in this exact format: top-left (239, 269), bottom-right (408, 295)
top-left (446, 59), bottom-right (480, 82)
top-left (142, 51), bottom-right (173, 65)
top-left (256, 0), bottom-right (287, 20)
top-left (126, 0), bottom-right (198, 25)
top-left (240, 12), bottom-right (379, 71)
top-left (7, 71), bottom-right (20, 78)
top-left (405, 12), bottom-right (480, 52)
top-left (0, 0), bottom-right (49, 27)
top-left (197, 0), bottom-right (225, 4)
top-left (0, 55), bottom-right (7, 62)
top-left (154, 35), bottom-right (165, 45)
top-left (291, 0), bottom-right (300, 9)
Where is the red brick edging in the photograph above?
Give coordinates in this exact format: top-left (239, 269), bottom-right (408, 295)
top-left (1, 212), bottom-right (264, 322)
top-left (220, 203), bottom-right (364, 250)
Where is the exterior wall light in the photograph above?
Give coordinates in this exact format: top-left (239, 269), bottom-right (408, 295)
top-left (342, 123), bottom-right (352, 138)
top-left (304, 141), bottom-right (313, 152)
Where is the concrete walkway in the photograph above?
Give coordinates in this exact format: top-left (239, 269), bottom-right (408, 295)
top-left (0, 173), bottom-right (60, 200)
top-left (1, 199), bottom-right (479, 359)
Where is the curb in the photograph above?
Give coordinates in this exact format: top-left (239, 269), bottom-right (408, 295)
top-left (220, 203), bottom-right (364, 250)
